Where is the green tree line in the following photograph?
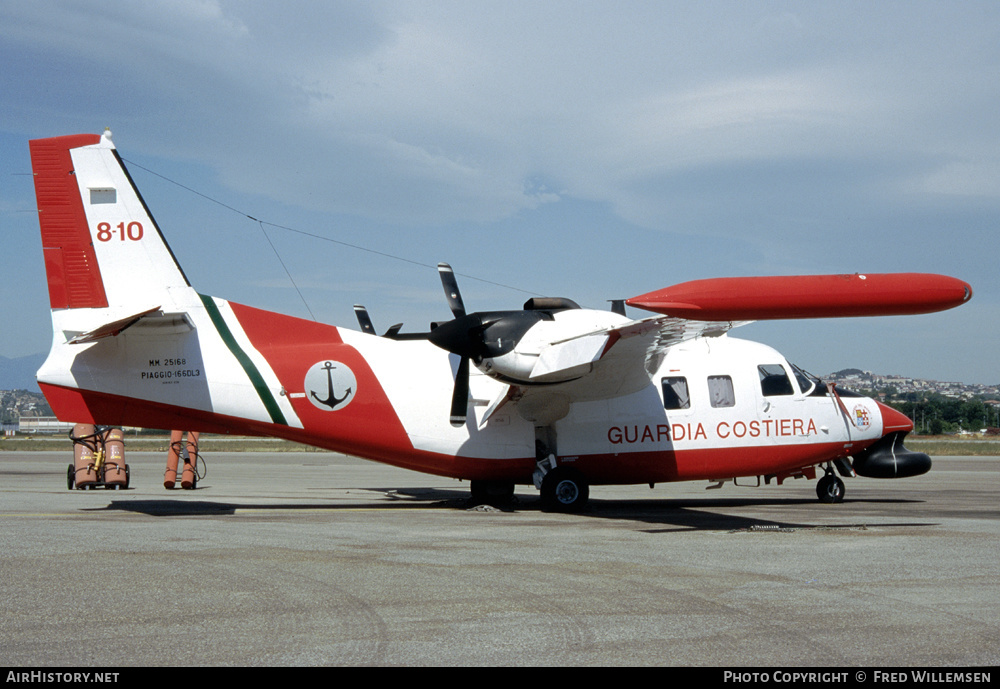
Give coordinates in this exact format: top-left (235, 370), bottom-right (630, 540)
top-left (880, 392), bottom-right (999, 435)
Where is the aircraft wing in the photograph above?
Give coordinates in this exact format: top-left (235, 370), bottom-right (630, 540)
top-left (477, 270), bottom-right (974, 425)
top-left (478, 315), bottom-right (750, 425)
top-left (530, 315), bottom-right (748, 382)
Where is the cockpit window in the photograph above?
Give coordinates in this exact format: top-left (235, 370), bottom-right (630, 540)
top-left (790, 363), bottom-right (818, 396)
top-left (792, 364), bottom-right (838, 397)
top-left (758, 364), bottom-right (794, 396)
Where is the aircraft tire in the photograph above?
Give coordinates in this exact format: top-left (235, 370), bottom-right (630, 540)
top-left (816, 474), bottom-right (845, 503)
top-left (470, 480), bottom-right (515, 506)
top-left (541, 468), bottom-right (589, 512)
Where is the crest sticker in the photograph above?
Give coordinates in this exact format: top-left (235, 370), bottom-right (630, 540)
top-left (304, 360), bottom-right (357, 411)
top-left (853, 404), bottom-right (872, 430)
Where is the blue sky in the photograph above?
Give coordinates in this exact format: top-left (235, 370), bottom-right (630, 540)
top-left (1, 1), bottom-right (997, 384)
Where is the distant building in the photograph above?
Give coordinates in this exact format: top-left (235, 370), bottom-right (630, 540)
top-left (17, 416), bottom-right (75, 434)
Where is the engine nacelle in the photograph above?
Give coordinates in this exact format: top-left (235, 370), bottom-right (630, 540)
top-left (478, 308), bottom-right (629, 384)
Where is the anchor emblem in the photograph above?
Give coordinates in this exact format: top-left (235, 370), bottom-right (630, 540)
top-left (304, 360), bottom-right (357, 411)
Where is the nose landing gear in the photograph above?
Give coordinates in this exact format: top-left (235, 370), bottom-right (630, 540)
top-left (816, 468), bottom-right (845, 503)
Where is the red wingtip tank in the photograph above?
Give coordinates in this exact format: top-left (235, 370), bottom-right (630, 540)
top-left (626, 273), bottom-right (972, 321)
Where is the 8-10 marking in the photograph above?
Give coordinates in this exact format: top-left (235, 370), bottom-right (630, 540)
top-left (96, 221), bottom-right (144, 242)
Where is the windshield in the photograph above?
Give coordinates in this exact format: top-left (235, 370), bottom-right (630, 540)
top-left (791, 363), bottom-right (823, 396)
top-left (792, 365), bottom-right (868, 397)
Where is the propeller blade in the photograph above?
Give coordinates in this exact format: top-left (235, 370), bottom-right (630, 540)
top-left (450, 356), bottom-right (470, 426)
top-left (353, 305), bottom-right (375, 334)
top-left (438, 263), bottom-right (466, 318)
top-left (355, 305), bottom-right (404, 338)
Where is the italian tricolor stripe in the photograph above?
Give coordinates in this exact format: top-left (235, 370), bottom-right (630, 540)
top-left (199, 293), bottom-right (288, 426)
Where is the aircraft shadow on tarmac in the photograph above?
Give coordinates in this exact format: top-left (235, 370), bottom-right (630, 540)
top-left (602, 500), bottom-right (938, 533)
top-left (96, 488), bottom-right (935, 533)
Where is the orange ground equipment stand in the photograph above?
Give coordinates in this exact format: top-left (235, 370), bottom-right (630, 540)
top-left (164, 431), bottom-right (201, 490)
top-left (68, 423), bottom-right (130, 490)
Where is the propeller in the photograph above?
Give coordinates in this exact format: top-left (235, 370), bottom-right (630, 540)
top-left (354, 305), bottom-right (375, 334)
top-left (353, 304), bottom-right (402, 337)
top-left (432, 264), bottom-right (479, 426)
top-left (438, 263), bottom-right (466, 319)
top-left (381, 263), bottom-right (582, 426)
top-left (429, 263), bottom-right (476, 427)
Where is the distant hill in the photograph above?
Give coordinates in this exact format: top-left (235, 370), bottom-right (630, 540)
top-left (0, 354), bottom-right (44, 391)
top-left (830, 368), bottom-right (866, 377)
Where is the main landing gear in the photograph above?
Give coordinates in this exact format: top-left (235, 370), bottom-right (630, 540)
top-left (533, 427), bottom-right (590, 512)
top-left (467, 469), bottom-right (591, 512)
top-left (540, 467), bottom-right (589, 512)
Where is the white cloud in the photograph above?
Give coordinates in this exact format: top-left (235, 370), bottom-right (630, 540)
top-left (8, 1), bottom-right (995, 226)
top-left (2, 0), bottom-right (997, 380)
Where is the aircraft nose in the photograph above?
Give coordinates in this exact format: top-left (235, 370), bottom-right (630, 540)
top-left (877, 401), bottom-right (914, 434)
top-left (853, 401), bottom-right (929, 478)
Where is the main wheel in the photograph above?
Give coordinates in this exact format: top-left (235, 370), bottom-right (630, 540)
top-left (816, 474), bottom-right (845, 503)
top-left (541, 468), bottom-right (589, 512)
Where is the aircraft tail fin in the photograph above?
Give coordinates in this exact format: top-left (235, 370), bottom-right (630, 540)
top-left (29, 131), bottom-right (193, 315)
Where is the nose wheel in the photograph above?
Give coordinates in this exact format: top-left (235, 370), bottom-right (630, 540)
top-left (816, 472), bottom-right (845, 503)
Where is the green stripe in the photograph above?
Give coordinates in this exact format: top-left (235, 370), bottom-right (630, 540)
top-left (199, 294), bottom-right (287, 426)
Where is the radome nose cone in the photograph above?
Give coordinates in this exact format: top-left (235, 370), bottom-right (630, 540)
top-left (877, 401), bottom-right (914, 434)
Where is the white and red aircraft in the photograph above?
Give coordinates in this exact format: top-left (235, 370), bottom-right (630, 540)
top-left (29, 131), bottom-right (973, 510)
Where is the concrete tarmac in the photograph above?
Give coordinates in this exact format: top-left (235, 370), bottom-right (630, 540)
top-left (1, 450), bottom-right (997, 667)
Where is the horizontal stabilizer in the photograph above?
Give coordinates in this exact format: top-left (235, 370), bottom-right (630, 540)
top-left (65, 307), bottom-right (196, 344)
top-left (67, 306), bottom-right (162, 344)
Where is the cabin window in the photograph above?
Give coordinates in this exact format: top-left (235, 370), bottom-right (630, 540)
top-left (707, 375), bottom-right (735, 408)
top-left (759, 364), bottom-right (794, 396)
top-left (661, 377), bottom-right (690, 410)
